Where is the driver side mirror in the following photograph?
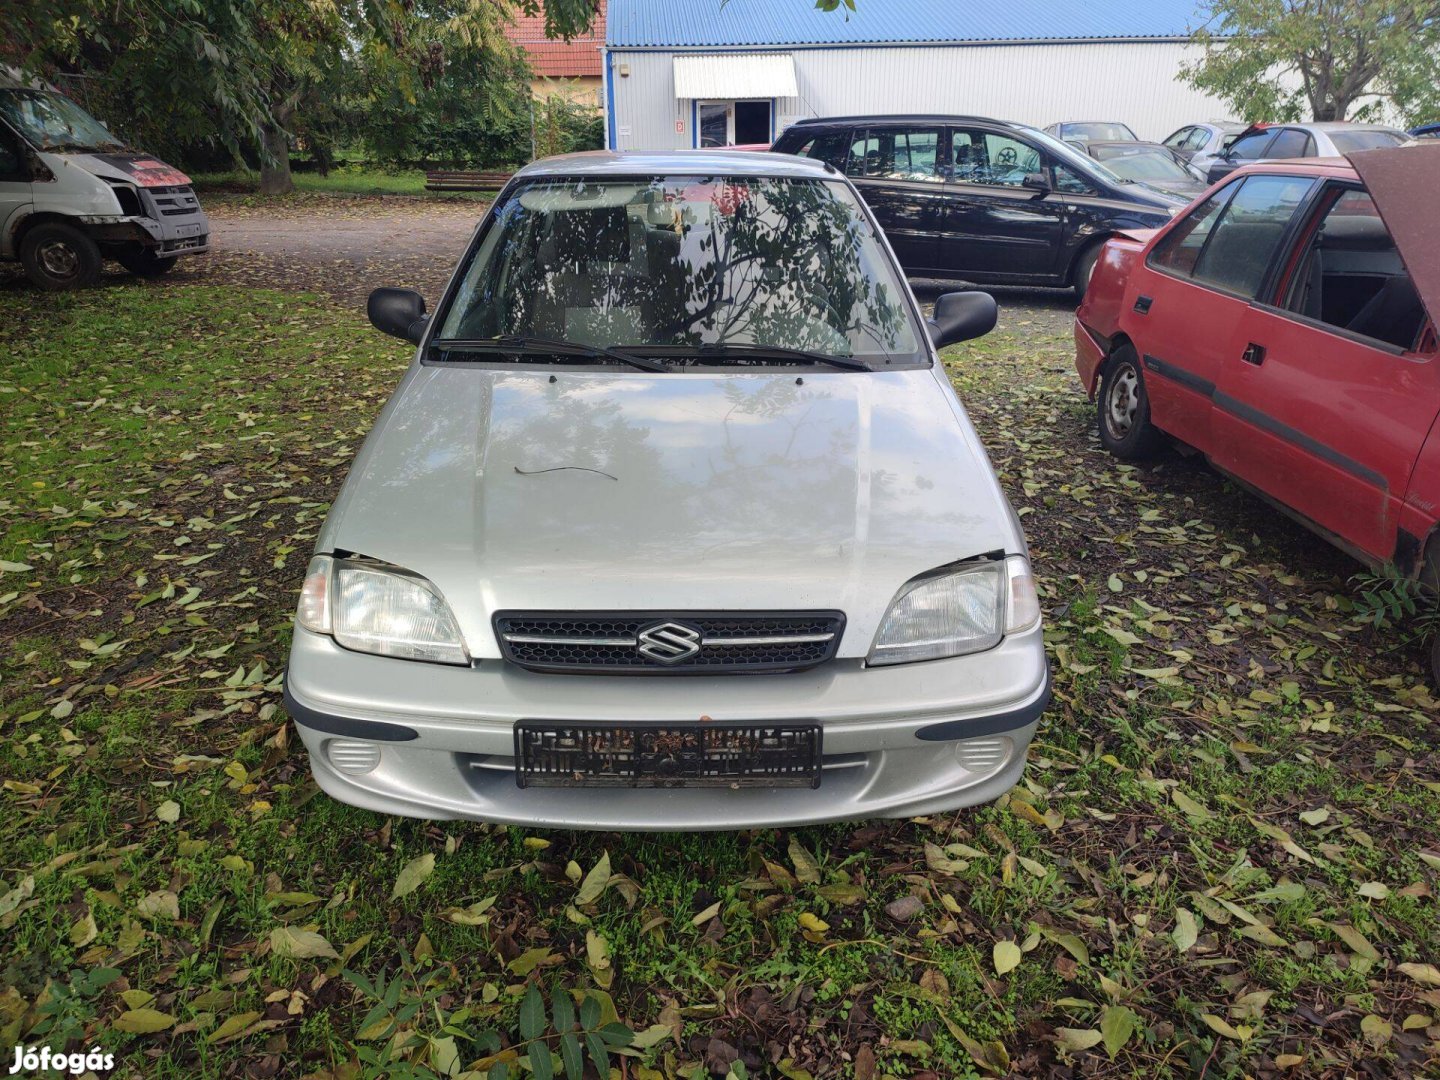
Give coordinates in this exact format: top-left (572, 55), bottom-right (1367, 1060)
top-left (928, 291), bottom-right (998, 350)
top-left (1021, 172), bottom-right (1051, 197)
top-left (368, 287), bottom-right (429, 344)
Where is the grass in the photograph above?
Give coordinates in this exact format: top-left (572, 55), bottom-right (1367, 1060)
top-left (190, 165), bottom-right (496, 199)
top-left (1, 281), bottom-right (1438, 1079)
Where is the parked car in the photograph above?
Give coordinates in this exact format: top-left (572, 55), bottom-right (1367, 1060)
top-left (1079, 141), bottom-right (1207, 198)
top-left (1043, 121), bottom-right (1138, 146)
top-left (1161, 120), bottom-right (1246, 176)
top-left (0, 70), bottom-right (209, 289)
top-left (771, 115), bottom-right (1186, 298)
top-left (1205, 121), bottom-right (1412, 184)
top-left (1073, 146), bottom-right (1440, 668)
top-left (283, 150), bottom-right (1049, 829)
top-left (1412, 123), bottom-right (1440, 140)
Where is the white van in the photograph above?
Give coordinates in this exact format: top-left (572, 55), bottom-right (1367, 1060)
top-left (0, 72), bottom-right (209, 289)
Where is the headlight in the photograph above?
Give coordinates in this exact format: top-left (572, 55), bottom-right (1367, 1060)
top-left (869, 556), bottom-right (1039, 666)
top-left (295, 555), bottom-right (469, 665)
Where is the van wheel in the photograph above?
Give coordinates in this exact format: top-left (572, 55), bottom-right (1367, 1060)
top-left (20, 222), bottom-right (103, 290)
top-left (1097, 346), bottom-right (1163, 460)
top-left (1072, 243), bottom-right (1103, 302)
top-left (117, 248), bottom-right (179, 278)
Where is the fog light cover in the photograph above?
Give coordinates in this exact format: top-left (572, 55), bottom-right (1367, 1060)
top-left (327, 740), bottom-right (381, 775)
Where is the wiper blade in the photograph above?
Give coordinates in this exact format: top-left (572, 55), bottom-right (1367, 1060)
top-left (431, 336), bottom-right (672, 373)
top-left (672, 343), bottom-right (872, 371)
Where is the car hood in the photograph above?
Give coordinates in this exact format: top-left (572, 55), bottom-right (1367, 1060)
top-left (55, 151), bottom-right (191, 188)
top-left (1349, 142), bottom-right (1440, 330)
top-left (319, 365), bottom-right (1022, 659)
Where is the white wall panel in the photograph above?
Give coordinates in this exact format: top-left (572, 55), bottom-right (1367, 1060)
top-left (608, 42), bottom-right (1239, 150)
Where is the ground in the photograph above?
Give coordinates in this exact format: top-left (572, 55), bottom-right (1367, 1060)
top-left (1, 193), bottom-right (1438, 1080)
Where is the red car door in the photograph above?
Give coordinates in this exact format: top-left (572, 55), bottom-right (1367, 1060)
top-left (1118, 175), bottom-right (1309, 453)
top-left (1209, 183), bottom-right (1440, 561)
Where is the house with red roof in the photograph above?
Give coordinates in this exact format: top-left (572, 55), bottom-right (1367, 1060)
top-left (505, 0), bottom-right (605, 108)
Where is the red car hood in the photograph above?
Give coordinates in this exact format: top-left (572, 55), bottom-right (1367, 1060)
top-left (1348, 142), bottom-right (1440, 329)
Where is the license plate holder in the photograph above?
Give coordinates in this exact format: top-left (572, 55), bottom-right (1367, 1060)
top-left (515, 722), bottom-right (822, 789)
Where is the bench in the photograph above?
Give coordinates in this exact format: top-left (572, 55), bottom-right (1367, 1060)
top-left (424, 170), bottom-right (514, 192)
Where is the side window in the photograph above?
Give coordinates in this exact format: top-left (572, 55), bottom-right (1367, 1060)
top-left (1283, 187), bottom-right (1426, 350)
top-left (845, 130), bottom-right (875, 178)
top-left (801, 130), bottom-right (851, 169)
top-left (1163, 127), bottom-right (1191, 150)
top-left (1053, 163), bottom-right (1099, 196)
top-left (1185, 127), bottom-right (1212, 152)
top-left (1227, 130), bottom-right (1276, 161)
top-left (950, 129), bottom-right (1042, 186)
top-left (0, 125), bottom-right (26, 181)
top-left (1150, 184), bottom-right (1237, 277)
top-left (847, 127), bottom-right (944, 182)
top-left (1268, 128), bottom-right (1312, 158)
top-left (1191, 174), bottom-right (1314, 297)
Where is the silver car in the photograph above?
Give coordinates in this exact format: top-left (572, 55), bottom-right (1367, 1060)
top-left (283, 151), bottom-right (1049, 830)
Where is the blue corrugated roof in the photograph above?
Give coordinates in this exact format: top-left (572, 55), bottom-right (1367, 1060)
top-left (606, 0), bottom-right (1205, 48)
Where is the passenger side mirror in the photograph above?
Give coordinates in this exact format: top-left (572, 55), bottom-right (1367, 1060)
top-left (928, 291), bottom-right (998, 350)
top-left (1021, 172), bottom-right (1051, 197)
top-left (368, 287), bottom-right (429, 344)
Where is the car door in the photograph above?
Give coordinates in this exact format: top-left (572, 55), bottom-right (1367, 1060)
top-left (0, 121), bottom-right (32, 251)
top-left (939, 126), bottom-right (1066, 280)
top-left (842, 124), bottom-right (947, 275)
top-left (1209, 182), bottom-right (1439, 561)
top-left (1207, 129), bottom-right (1277, 183)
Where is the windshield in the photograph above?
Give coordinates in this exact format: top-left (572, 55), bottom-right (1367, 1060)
top-left (1328, 129), bottom-right (1409, 153)
top-left (436, 175), bottom-right (925, 365)
top-left (0, 89), bottom-right (125, 152)
top-left (1093, 148), bottom-right (1192, 182)
top-left (1066, 123), bottom-right (1136, 142)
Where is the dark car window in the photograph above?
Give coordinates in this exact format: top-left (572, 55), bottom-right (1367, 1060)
top-left (1268, 128), bottom-right (1313, 158)
top-left (1282, 187), bottom-right (1426, 350)
top-left (1162, 127), bottom-right (1191, 150)
top-left (1164, 174), bottom-right (1313, 297)
top-left (793, 129), bottom-right (851, 170)
top-left (1227, 130), bottom-right (1277, 161)
top-left (1053, 162), bottom-right (1099, 195)
top-left (950, 129), bottom-right (1041, 186)
top-left (1150, 184), bottom-right (1238, 277)
top-left (0, 125), bottom-right (26, 181)
top-left (846, 126), bottom-right (944, 182)
top-left (1327, 129), bottom-right (1409, 153)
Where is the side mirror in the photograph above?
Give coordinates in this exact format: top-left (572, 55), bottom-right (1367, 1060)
top-left (928, 291), bottom-right (998, 350)
top-left (1021, 172), bottom-right (1051, 197)
top-left (368, 287), bottom-right (429, 344)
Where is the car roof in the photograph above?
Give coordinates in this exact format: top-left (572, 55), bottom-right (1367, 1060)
top-left (513, 150), bottom-right (834, 180)
top-left (1232, 157), bottom-right (1359, 179)
top-left (787, 114), bottom-right (1008, 128)
top-left (1088, 140), bottom-right (1166, 151)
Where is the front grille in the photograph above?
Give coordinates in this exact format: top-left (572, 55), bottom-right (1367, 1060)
top-left (494, 611), bottom-right (845, 674)
top-left (144, 185), bottom-right (202, 217)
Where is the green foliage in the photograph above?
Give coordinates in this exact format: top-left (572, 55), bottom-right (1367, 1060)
top-left (1182, 0), bottom-right (1440, 125)
top-left (1350, 565), bottom-right (1425, 629)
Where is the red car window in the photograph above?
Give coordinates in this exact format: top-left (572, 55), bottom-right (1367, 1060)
top-left (1279, 185), bottom-right (1429, 351)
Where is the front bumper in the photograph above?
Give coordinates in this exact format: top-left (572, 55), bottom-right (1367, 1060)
top-left (283, 625), bottom-right (1050, 830)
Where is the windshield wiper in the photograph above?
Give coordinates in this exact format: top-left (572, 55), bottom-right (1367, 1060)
top-left (669, 343), bottom-right (872, 371)
top-left (431, 336), bottom-right (672, 373)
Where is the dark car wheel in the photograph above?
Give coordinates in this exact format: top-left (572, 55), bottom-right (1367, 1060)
top-left (117, 248), bottom-right (179, 278)
top-left (1072, 243), bottom-right (1103, 302)
top-left (1097, 346), bottom-right (1164, 460)
top-left (20, 222), bottom-right (103, 290)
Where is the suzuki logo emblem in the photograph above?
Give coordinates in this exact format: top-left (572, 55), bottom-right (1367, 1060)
top-left (636, 621), bottom-right (703, 664)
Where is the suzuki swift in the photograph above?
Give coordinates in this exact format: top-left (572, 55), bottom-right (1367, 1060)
top-left (283, 151), bottom-right (1049, 829)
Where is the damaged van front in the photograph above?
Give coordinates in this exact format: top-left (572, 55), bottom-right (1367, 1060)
top-left (0, 74), bottom-right (209, 289)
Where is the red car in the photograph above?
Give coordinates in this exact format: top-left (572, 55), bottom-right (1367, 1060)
top-left (1075, 145), bottom-right (1440, 641)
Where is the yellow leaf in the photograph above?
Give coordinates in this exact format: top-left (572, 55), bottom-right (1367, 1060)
top-left (113, 1008), bottom-right (175, 1034)
top-left (992, 940), bottom-right (1021, 975)
top-left (1398, 962), bottom-right (1440, 987)
top-left (798, 912), bottom-right (829, 934)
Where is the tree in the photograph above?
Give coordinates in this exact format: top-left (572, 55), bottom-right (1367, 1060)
top-left (1182, 0), bottom-right (1440, 125)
